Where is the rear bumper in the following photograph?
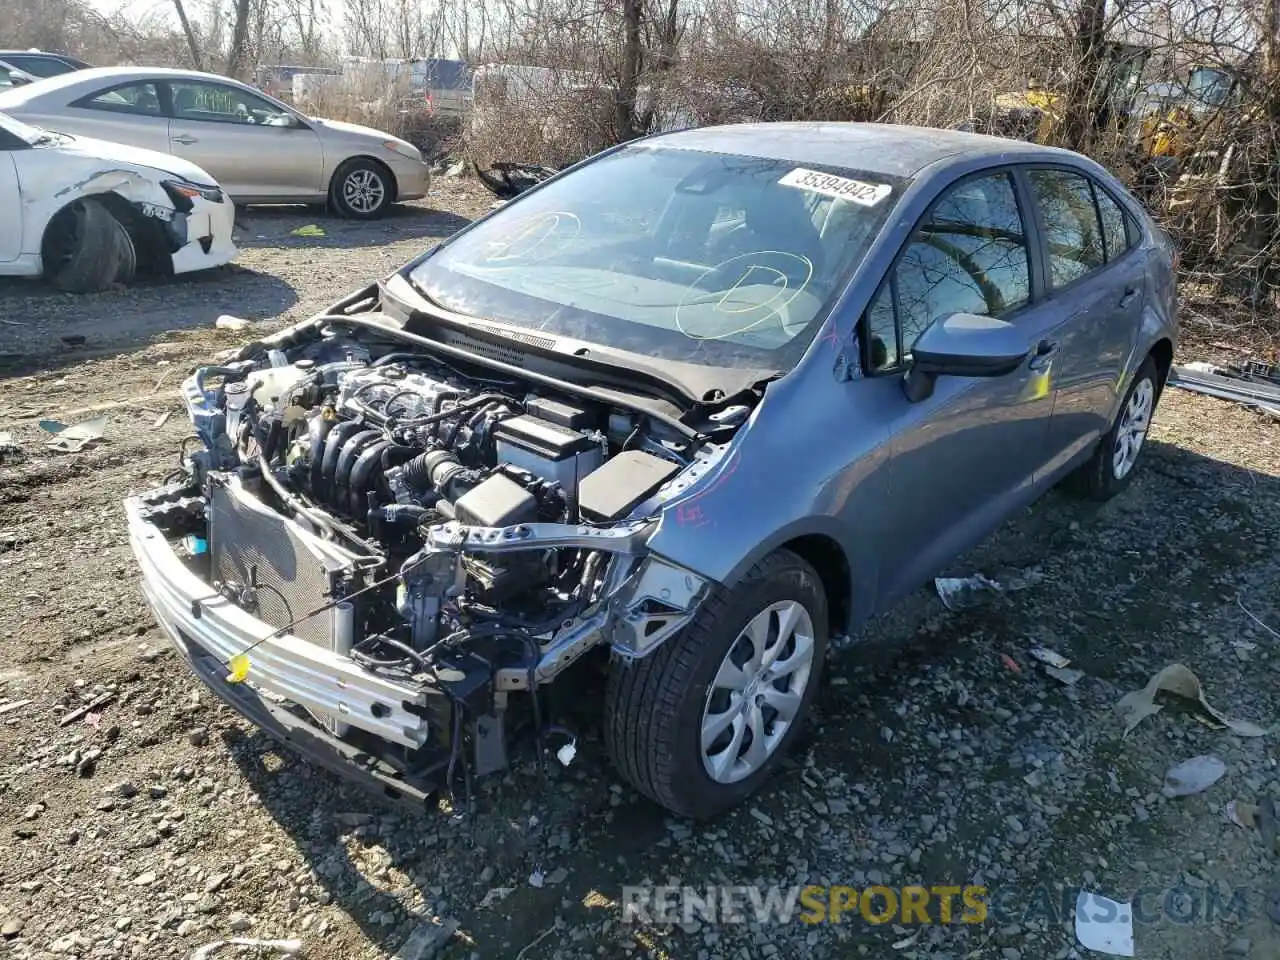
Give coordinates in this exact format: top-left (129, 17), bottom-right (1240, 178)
top-left (125, 495), bottom-right (430, 750)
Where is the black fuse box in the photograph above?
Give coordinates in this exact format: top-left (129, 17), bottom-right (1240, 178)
top-left (578, 450), bottom-right (681, 521)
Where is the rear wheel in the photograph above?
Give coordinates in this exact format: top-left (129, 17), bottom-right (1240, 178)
top-left (1065, 356), bottom-right (1160, 500)
top-left (44, 198), bottom-right (136, 293)
top-left (330, 159), bottom-right (394, 219)
top-left (604, 549), bottom-right (828, 819)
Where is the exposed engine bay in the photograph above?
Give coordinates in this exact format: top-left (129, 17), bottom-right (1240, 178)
top-left (128, 303), bottom-right (756, 800)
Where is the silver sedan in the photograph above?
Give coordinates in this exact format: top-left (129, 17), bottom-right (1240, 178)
top-left (0, 66), bottom-right (431, 218)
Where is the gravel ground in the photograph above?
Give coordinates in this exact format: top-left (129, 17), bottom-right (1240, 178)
top-left (2, 180), bottom-right (1280, 960)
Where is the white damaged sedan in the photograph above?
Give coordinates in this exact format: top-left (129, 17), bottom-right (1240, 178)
top-left (0, 110), bottom-right (236, 293)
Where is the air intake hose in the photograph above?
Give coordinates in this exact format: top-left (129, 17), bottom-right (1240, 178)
top-left (401, 449), bottom-right (474, 503)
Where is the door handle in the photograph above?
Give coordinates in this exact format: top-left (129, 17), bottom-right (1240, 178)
top-left (173, 135), bottom-right (198, 145)
top-left (1118, 287), bottom-right (1139, 308)
top-left (1028, 339), bottom-right (1059, 372)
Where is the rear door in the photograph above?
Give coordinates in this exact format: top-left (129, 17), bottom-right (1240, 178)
top-left (164, 79), bottom-right (324, 200)
top-left (1021, 166), bottom-right (1145, 474)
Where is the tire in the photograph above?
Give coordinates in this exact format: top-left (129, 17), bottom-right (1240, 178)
top-left (44, 198), bottom-right (136, 293)
top-left (604, 549), bottom-right (828, 820)
top-left (330, 159), bottom-right (394, 219)
top-left (1064, 356), bottom-right (1160, 500)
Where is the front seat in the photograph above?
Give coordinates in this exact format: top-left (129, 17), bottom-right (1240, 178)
top-left (173, 87), bottom-right (199, 117)
top-left (708, 188), bottom-right (827, 281)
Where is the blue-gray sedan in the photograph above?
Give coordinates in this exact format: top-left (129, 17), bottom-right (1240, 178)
top-left (126, 122), bottom-right (1177, 819)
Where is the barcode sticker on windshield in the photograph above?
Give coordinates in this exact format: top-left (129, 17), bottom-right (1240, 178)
top-left (778, 168), bottom-right (891, 206)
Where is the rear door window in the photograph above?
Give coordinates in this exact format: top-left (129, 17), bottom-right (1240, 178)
top-left (1027, 168), bottom-right (1106, 287)
top-left (78, 82), bottom-right (163, 116)
top-left (1093, 184), bottom-right (1134, 263)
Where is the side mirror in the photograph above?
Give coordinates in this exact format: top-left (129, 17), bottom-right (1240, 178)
top-left (902, 312), bottom-right (1030, 403)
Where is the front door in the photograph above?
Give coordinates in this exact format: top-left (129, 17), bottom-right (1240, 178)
top-left (859, 169), bottom-right (1065, 609)
top-left (164, 79), bottom-right (324, 200)
top-left (0, 153), bottom-right (20, 261)
top-left (59, 80), bottom-right (173, 154)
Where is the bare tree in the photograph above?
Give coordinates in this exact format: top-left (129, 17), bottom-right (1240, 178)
top-left (225, 0), bottom-right (253, 77)
top-left (172, 0), bottom-right (205, 70)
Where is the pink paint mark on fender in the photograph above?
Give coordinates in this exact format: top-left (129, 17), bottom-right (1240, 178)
top-left (671, 450), bottom-right (743, 528)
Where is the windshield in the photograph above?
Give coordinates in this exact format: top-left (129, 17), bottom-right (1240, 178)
top-left (1187, 67), bottom-right (1232, 106)
top-left (0, 109), bottom-right (47, 144)
top-left (409, 144), bottom-right (903, 371)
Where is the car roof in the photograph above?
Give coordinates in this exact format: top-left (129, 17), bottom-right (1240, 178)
top-left (646, 121), bottom-right (1084, 178)
top-left (0, 65), bottom-right (256, 100)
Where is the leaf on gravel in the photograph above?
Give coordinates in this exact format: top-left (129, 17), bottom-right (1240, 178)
top-left (1161, 755), bottom-right (1227, 797)
top-left (1115, 662), bottom-right (1268, 737)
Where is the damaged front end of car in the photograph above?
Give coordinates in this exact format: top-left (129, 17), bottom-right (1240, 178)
top-left (124, 288), bottom-right (749, 805)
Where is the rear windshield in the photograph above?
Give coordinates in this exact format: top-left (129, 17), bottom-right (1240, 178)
top-left (409, 143), bottom-right (904, 371)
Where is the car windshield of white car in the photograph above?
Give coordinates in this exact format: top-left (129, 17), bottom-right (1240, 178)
top-left (409, 144), bottom-right (904, 371)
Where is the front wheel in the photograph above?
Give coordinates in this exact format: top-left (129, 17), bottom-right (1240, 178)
top-left (1065, 356), bottom-right (1160, 500)
top-left (330, 159), bottom-right (394, 219)
top-left (604, 549), bottom-right (828, 819)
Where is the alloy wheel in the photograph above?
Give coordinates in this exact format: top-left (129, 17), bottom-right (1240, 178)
top-left (1113, 377), bottom-right (1154, 479)
top-left (700, 600), bottom-right (816, 784)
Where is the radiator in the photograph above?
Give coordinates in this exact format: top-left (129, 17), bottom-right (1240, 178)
top-left (207, 476), bottom-right (359, 648)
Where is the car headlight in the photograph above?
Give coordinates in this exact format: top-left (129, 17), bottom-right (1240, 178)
top-left (161, 180), bottom-right (224, 209)
top-left (383, 140), bottom-right (422, 162)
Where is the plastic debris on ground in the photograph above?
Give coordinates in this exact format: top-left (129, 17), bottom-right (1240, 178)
top-left (556, 740), bottom-right (577, 767)
top-left (1114, 662), bottom-right (1268, 737)
top-left (0, 430), bottom-right (20, 461)
top-left (1045, 665), bottom-right (1086, 686)
top-left (479, 886), bottom-right (515, 908)
top-left (215, 314), bottom-right (250, 332)
top-left (935, 567), bottom-right (1044, 611)
top-left (1074, 891), bottom-right (1135, 957)
top-left (1161, 755), bottom-right (1227, 797)
top-left (290, 224), bottom-right (325, 238)
top-left (39, 414), bottom-right (108, 453)
top-left (1030, 647), bottom-right (1071, 669)
top-left (189, 937), bottom-right (304, 960)
top-left (1026, 646), bottom-right (1086, 685)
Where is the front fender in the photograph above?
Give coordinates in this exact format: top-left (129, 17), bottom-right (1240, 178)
top-left (641, 368), bottom-right (891, 634)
